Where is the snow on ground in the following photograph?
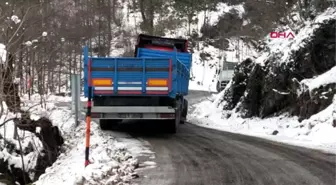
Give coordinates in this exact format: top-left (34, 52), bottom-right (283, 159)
top-left (188, 90), bottom-right (336, 154)
top-left (188, 7), bottom-right (336, 154)
top-left (0, 94), bottom-right (154, 184)
top-left (0, 97), bottom-right (45, 181)
top-left (29, 95), bottom-right (155, 185)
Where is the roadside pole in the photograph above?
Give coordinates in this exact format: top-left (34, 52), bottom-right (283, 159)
top-left (71, 74), bottom-right (81, 126)
top-left (84, 46), bottom-right (91, 167)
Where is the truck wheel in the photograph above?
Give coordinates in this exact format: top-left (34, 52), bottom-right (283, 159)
top-left (99, 119), bottom-right (121, 130)
top-left (168, 106), bottom-right (182, 133)
top-left (180, 100), bottom-right (188, 124)
top-left (166, 119), bottom-right (177, 133)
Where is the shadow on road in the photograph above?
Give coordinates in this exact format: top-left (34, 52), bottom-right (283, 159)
top-left (104, 120), bottom-right (176, 138)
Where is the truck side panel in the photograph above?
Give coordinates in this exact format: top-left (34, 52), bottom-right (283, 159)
top-left (137, 48), bottom-right (192, 72)
top-left (137, 48), bottom-right (191, 96)
top-left (83, 47), bottom-right (190, 98)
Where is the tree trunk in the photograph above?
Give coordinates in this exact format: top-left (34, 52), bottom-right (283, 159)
top-left (107, 0), bottom-right (112, 55)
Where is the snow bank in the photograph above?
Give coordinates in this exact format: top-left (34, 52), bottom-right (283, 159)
top-left (0, 96), bottom-right (49, 180)
top-left (32, 95), bottom-right (154, 185)
top-left (0, 93), bottom-right (153, 184)
top-left (189, 85), bottom-right (336, 154)
top-left (35, 123), bottom-right (141, 185)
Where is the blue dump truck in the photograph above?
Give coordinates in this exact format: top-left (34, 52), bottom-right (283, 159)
top-left (83, 34), bottom-right (192, 133)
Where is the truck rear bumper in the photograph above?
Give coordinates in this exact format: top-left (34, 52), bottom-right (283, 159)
top-left (90, 106), bottom-right (176, 120)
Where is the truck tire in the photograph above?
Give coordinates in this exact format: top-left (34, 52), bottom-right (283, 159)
top-left (167, 108), bottom-right (181, 133)
top-left (99, 119), bottom-right (121, 130)
top-left (180, 100), bottom-right (188, 124)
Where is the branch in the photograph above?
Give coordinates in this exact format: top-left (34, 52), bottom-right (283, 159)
top-left (0, 117), bottom-right (17, 128)
top-left (7, 4), bottom-right (40, 44)
top-left (15, 126), bottom-right (27, 184)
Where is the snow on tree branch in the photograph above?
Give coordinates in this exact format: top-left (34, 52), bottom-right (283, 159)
top-left (0, 43), bottom-right (6, 64)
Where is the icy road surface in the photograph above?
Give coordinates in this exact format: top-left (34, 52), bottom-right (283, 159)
top-left (114, 90), bottom-right (336, 185)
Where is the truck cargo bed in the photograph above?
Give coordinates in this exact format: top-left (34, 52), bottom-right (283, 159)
top-left (83, 46), bottom-right (191, 99)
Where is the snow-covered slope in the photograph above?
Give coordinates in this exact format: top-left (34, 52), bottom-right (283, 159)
top-left (116, 2), bottom-right (257, 92)
top-left (28, 96), bottom-right (154, 185)
top-left (256, 7), bottom-right (336, 66)
top-left (189, 93), bottom-right (336, 153)
top-left (188, 7), bottom-right (336, 153)
top-left (0, 94), bottom-right (153, 185)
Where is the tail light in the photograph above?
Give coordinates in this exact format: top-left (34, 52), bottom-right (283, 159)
top-left (91, 113), bottom-right (101, 118)
top-left (160, 113), bottom-right (175, 118)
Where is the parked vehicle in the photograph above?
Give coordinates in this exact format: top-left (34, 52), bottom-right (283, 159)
top-left (216, 61), bottom-right (237, 92)
top-left (83, 34), bottom-right (192, 133)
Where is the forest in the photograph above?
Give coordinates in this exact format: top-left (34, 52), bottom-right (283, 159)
top-left (0, 0), bottom-right (331, 96)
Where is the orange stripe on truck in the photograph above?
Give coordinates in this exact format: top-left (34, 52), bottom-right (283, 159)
top-left (147, 79), bottom-right (168, 87)
top-left (92, 78), bottom-right (112, 86)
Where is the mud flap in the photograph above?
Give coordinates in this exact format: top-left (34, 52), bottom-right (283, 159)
top-left (180, 99), bottom-right (188, 124)
top-left (99, 119), bottom-right (122, 130)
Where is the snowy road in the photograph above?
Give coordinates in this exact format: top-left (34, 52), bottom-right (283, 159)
top-left (58, 91), bottom-right (336, 185)
top-left (121, 90), bottom-right (336, 185)
top-left (129, 123), bottom-right (335, 185)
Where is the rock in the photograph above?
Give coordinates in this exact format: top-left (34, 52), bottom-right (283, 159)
top-left (222, 18), bottom-right (336, 120)
top-left (223, 58), bottom-right (254, 110)
top-left (271, 130), bottom-right (279, 135)
top-left (131, 173), bottom-right (139, 179)
top-left (238, 63), bottom-right (265, 117)
top-left (0, 159), bottom-right (31, 185)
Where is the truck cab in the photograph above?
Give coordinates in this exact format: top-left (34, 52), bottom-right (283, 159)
top-left (216, 61), bottom-right (237, 92)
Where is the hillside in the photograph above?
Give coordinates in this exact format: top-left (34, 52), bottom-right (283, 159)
top-left (0, 0), bottom-right (335, 184)
top-left (111, 0), bottom-right (334, 92)
top-left (190, 6), bottom-right (336, 152)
